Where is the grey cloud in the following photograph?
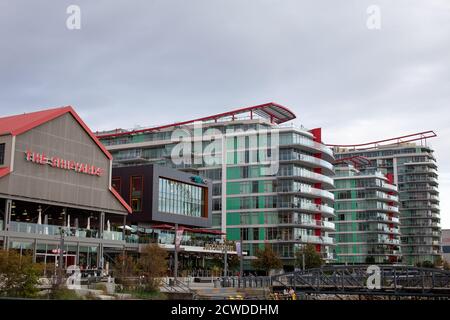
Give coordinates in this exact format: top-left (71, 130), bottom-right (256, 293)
top-left (0, 0), bottom-right (449, 225)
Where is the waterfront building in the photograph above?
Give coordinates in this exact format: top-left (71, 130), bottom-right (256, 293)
top-left (332, 134), bottom-right (441, 265)
top-left (0, 106), bottom-right (131, 269)
top-left (332, 163), bottom-right (401, 264)
top-left (112, 164), bottom-right (237, 276)
top-left (97, 103), bottom-right (336, 270)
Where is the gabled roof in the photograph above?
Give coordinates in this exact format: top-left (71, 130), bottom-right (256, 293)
top-left (0, 106), bottom-right (131, 214)
top-left (0, 106), bottom-right (112, 160)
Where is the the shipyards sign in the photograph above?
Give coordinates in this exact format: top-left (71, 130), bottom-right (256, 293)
top-left (25, 150), bottom-right (104, 176)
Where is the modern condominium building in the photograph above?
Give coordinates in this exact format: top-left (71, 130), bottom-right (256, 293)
top-left (332, 164), bottom-right (401, 264)
top-left (97, 103), bottom-right (336, 270)
top-left (333, 134), bottom-right (441, 266)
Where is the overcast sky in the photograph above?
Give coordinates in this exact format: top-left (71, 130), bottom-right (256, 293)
top-left (1, 1), bottom-right (449, 227)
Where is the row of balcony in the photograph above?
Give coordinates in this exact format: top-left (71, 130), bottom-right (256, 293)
top-left (279, 153), bottom-right (334, 172)
top-left (277, 201), bottom-right (334, 216)
top-left (277, 168), bottom-right (334, 187)
top-left (277, 185), bottom-right (334, 201)
top-left (279, 133), bottom-right (334, 159)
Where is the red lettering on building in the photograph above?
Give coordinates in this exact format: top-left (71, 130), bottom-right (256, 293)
top-left (25, 150), bottom-right (104, 177)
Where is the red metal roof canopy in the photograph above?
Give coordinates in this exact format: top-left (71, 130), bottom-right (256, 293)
top-left (327, 131), bottom-right (437, 150)
top-left (335, 156), bottom-right (371, 167)
top-left (96, 102), bottom-right (296, 139)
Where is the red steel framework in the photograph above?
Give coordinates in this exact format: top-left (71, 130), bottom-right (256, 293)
top-left (326, 130), bottom-right (437, 150)
top-left (334, 155), bottom-right (371, 167)
top-left (95, 102), bottom-right (296, 139)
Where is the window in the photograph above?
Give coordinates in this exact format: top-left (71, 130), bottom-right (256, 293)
top-left (252, 181), bottom-right (258, 193)
top-left (253, 228), bottom-right (259, 240)
top-left (158, 177), bottom-right (206, 217)
top-left (0, 143), bottom-right (5, 165)
top-left (130, 176), bottom-right (143, 212)
top-left (112, 177), bottom-right (121, 193)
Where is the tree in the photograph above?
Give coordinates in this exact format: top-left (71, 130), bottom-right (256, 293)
top-left (138, 244), bottom-right (168, 291)
top-left (434, 256), bottom-right (444, 268)
top-left (417, 260), bottom-right (434, 268)
top-left (251, 244), bottom-right (282, 275)
top-left (0, 249), bottom-right (43, 298)
top-left (295, 244), bottom-right (324, 270)
top-left (227, 255), bottom-right (241, 273)
top-left (113, 254), bottom-right (139, 290)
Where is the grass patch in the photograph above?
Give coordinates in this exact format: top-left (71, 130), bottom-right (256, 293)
top-left (49, 288), bottom-right (83, 300)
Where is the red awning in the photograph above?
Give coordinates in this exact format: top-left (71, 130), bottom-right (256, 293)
top-left (150, 224), bottom-right (175, 230)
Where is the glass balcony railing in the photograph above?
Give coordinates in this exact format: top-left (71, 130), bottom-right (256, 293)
top-left (280, 153), bottom-right (334, 171)
top-left (390, 217), bottom-right (400, 223)
top-left (9, 221), bottom-right (62, 236)
top-left (299, 234), bottom-right (334, 245)
top-left (9, 221), bottom-right (100, 239)
top-left (277, 184), bottom-right (335, 200)
top-left (103, 230), bottom-right (124, 241)
top-left (278, 202), bottom-right (334, 215)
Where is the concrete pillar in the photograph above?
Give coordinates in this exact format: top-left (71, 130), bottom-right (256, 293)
top-left (5, 199), bottom-right (12, 230)
top-left (4, 199), bottom-right (12, 250)
top-left (33, 239), bottom-right (37, 263)
top-left (122, 215), bottom-right (126, 240)
top-left (76, 242), bottom-right (80, 266)
top-left (99, 212), bottom-right (105, 269)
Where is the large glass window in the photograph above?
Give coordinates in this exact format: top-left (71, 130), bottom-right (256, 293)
top-left (158, 177), bottom-right (206, 217)
top-left (131, 176), bottom-right (143, 212)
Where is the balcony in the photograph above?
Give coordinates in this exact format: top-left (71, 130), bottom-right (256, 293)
top-left (8, 221), bottom-right (100, 239)
top-left (278, 202), bottom-right (335, 216)
top-left (278, 169), bottom-right (334, 188)
top-left (404, 160), bottom-right (437, 168)
top-left (380, 183), bottom-right (397, 192)
top-left (279, 134), bottom-right (334, 160)
top-left (299, 234), bottom-right (334, 245)
top-left (103, 230), bottom-right (124, 241)
top-left (280, 153), bottom-right (334, 174)
top-left (277, 184), bottom-right (334, 201)
top-left (390, 217), bottom-right (400, 224)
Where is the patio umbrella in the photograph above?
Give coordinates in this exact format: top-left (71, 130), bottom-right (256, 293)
top-left (37, 206), bottom-right (42, 225)
top-left (67, 214), bottom-right (71, 228)
top-left (107, 220), bottom-right (111, 232)
top-left (118, 225), bottom-right (133, 231)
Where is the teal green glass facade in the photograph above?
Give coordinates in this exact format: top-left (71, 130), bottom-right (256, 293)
top-left (335, 145), bottom-right (441, 265)
top-left (99, 109), bottom-right (336, 270)
top-left (332, 165), bottom-right (401, 264)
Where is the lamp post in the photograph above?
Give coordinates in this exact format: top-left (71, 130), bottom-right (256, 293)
top-left (223, 244), bottom-right (228, 278)
top-left (174, 223), bottom-right (179, 284)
